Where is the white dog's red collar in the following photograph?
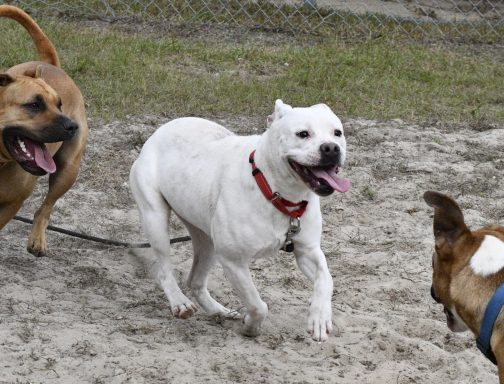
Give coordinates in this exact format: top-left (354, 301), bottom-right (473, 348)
top-left (249, 150), bottom-right (308, 219)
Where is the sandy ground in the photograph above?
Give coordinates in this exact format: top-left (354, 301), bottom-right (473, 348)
top-left (1, 113), bottom-right (503, 383)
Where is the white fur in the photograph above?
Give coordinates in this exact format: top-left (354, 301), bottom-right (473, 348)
top-left (129, 100), bottom-right (347, 341)
top-left (470, 235), bottom-right (504, 276)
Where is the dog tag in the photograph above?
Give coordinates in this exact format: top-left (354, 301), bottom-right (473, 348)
top-left (282, 241), bottom-right (295, 253)
top-left (282, 217), bottom-right (301, 253)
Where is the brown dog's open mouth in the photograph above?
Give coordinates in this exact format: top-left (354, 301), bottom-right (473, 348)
top-left (3, 131), bottom-right (56, 175)
top-left (444, 307), bottom-right (455, 330)
top-left (289, 160), bottom-right (350, 196)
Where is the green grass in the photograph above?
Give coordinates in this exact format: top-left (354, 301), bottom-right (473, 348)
top-left (0, 17), bottom-right (502, 123)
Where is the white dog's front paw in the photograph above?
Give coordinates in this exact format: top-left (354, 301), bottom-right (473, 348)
top-left (172, 302), bottom-right (198, 319)
top-left (240, 314), bottom-right (262, 337)
top-left (307, 305), bottom-right (332, 342)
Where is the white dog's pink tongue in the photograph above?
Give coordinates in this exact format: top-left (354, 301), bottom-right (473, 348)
top-left (34, 144), bottom-right (56, 174)
top-left (312, 168), bottom-right (350, 193)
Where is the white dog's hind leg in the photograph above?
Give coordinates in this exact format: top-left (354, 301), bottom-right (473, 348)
top-left (183, 222), bottom-right (236, 317)
top-left (294, 246), bottom-right (333, 342)
top-left (220, 259), bottom-right (268, 337)
top-left (130, 174), bottom-right (197, 319)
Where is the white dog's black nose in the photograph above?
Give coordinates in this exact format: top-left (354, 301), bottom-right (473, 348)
top-left (320, 142), bottom-right (340, 164)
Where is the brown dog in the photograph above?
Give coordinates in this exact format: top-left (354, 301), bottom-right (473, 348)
top-left (0, 5), bottom-right (88, 256)
top-left (424, 191), bottom-right (504, 383)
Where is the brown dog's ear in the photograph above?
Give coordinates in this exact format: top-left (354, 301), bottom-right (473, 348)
top-left (0, 74), bottom-right (14, 87)
top-left (424, 191), bottom-right (469, 249)
top-left (23, 65), bottom-right (42, 79)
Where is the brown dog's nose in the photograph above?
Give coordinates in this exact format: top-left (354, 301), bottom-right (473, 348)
top-left (59, 116), bottom-right (79, 137)
top-left (64, 120), bottom-right (78, 135)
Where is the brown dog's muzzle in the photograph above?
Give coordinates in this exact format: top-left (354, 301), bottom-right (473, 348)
top-left (2, 115), bottom-right (79, 175)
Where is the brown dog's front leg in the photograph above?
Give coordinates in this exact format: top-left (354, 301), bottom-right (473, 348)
top-left (0, 200), bottom-right (25, 230)
top-left (0, 164), bottom-right (37, 230)
top-left (28, 146), bottom-right (83, 257)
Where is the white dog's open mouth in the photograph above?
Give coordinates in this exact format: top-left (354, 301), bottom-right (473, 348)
top-left (289, 160), bottom-right (350, 196)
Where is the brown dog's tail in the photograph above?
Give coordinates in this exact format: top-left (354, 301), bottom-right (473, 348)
top-left (0, 5), bottom-right (60, 67)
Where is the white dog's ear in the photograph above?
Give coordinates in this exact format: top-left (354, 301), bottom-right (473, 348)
top-left (267, 99), bottom-right (292, 127)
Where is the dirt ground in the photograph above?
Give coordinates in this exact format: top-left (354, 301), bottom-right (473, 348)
top-left (1, 111), bottom-right (503, 383)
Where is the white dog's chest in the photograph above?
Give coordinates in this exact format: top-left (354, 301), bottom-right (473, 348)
top-left (212, 208), bottom-right (296, 259)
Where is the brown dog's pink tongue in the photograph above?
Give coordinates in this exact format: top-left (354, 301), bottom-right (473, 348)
top-left (311, 168), bottom-right (350, 193)
top-left (33, 144), bottom-right (56, 174)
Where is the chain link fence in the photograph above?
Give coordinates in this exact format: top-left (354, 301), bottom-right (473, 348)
top-left (8, 0), bottom-right (504, 42)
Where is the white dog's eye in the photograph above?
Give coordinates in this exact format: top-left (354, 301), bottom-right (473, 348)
top-left (296, 131), bottom-right (310, 139)
top-left (334, 129), bottom-right (342, 137)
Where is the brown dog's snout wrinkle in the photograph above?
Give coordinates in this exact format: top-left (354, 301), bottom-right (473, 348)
top-left (40, 115), bottom-right (79, 142)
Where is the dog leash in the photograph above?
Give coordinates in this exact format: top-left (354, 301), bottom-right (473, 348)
top-left (476, 282), bottom-right (504, 365)
top-left (12, 215), bottom-right (191, 248)
top-left (249, 150), bottom-right (308, 252)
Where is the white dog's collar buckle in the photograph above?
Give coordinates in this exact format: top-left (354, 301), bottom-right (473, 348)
top-left (282, 217), bottom-right (301, 253)
top-left (270, 192), bottom-right (281, 202)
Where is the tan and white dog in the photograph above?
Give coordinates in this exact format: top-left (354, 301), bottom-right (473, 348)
top-left (424, 191), bottom-right (504, 383)
top-left (0, 5), bottom-right (88, 256)
top-left (130, 100), bottom-right (350, 340)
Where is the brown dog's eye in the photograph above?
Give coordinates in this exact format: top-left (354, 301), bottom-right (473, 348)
top-left (334, 129), bottom-right (342, 137)
top-left (24, 102), bottom-right (42, 112)
top-left (23, 96), bottom-right (46, 114)
top-left (296, 131), bottom-right (310, 139)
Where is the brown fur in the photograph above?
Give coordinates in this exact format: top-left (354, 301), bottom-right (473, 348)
top-left (425, 191), bottom-right (504, 382)
top-left (0, 5), bottom-right (88, 256)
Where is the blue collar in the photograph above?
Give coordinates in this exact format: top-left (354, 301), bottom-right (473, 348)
top-left (476, 282), bottom-right (504, 365)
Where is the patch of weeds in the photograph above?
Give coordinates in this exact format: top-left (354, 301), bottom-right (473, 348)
top-left (459, 201), bottom-right (474, 210)
top-left (29, 349), bottom-right (40, 362)
top-left (17, 322), bottom-right (34, 343)
top-left (346, 229), bottom-right (368, 246)
top-left (459, 172), bottom-right (500, 197)
top-left (66, 266), bottom-right (119, 298)
top-left (72, 340), bottom-right (97, 357)
top-left (128, 132), bottom-right (147, 151)
top-left (1, 17), bottom-right (503, 123)
top-left (469, 120), bottom-right (498, 132)
top-left (264, 333), bottom-right (286, 350)
top-left (460, 143), bottom-right (503, 163)
top-left (6, 298), bottom-right (16, 314)
top-left (44, 357), bottom-right (57, 371)
top-left (118, 323), bottom-right (160, 336)
top-left (361, 186), bottom-right (377, 201)
top-left (494, 160), bottom-right (504, 171)
top-left (371, 162), bottom-right (393, 181)
top-left (431, 136), bottom-right (444, 145)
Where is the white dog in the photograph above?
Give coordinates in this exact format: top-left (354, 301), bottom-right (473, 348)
top-left (129, 100), bottom-right (350, 341)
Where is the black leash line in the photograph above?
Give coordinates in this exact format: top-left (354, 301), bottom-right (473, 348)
top-left (13, 216), bottom-right (191, 248)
